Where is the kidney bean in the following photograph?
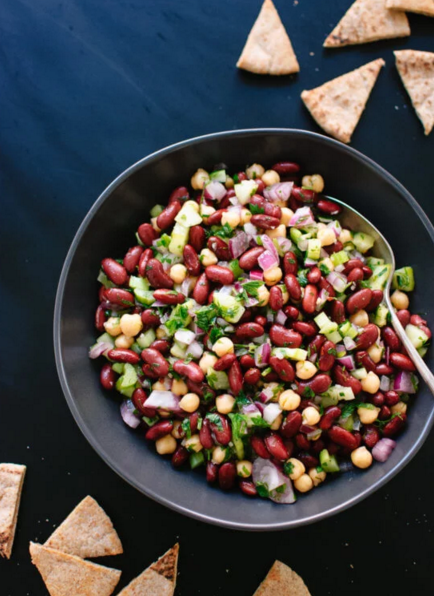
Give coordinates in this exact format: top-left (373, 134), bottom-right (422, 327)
top-left (333, 365), bottom-right (362, 394)
top-left (295, 433), bottom-right (310, 451)
top-left (150, 339), bottom-right (170, 354)
top-left (146, 259), bottom-right (174, 289)
top-left (186, 380), bottom-right (215, 401)
top-left (356, 351), bottom-right (377, 373)
top-left (138, 248), bottom-right (153, 277)
top-left (302, 284), bottom-right (318, 315)
top-left (390, 352), bottom-right (415, 371)
top-left (396, 309), bottom-right (411, 327)
top-left (382, 413), bottom-right (407, 437)
top-left (324, 241), bottom-right (344, 255)
top-left (347, 268), bottom-right (364, 283)
top-left (235, 322), bottom-right (264, 339)
top-left (269, 286), bottom-right (284, 311)
top-left (250, 435), bottom-right (270, 459)
top-left (182, 244), bottom-right (200, 276)
top-left (239, 310), bottom-right (253, 323)
top-left (204, 209), bottom-right (226, 226)
top-left (355, 324), bottom-right (379, 350)
top-left (255, 315), bottom-right (267, 327)
top-left (382, 326), bottom-right (401, 351)
top-left (123, 246), bottom-right (144, 274)
top-left (205, 265), bottom-right (234, 285)
top-left (383, 390), bottom-right (399, 407)
top-left (141, 348), bottom-right (169, 377)
top-left (310, 439), bottom-right (325, 455)
top-left (169, 185), bottom-right (189, 204)
top-left (269, 356), bottom-right (295, 382)
top-left (250, 194), bottom-right (265, 209)
top-left (291, 186), bottom-right (317, 204)
top-left (366, 289), bottom-right (383, 312)
top-left (95, 305), bottom-right (106, 332)
top-left (131, 388), bottom-right (154, 417)
top-left (145, 420), bottom-right (174, 441)
top-left (307, 267), bottom-right (321, 284)
top-left (207, 236), bottom-right (231, 261)
top-left (250, 214), bottom-right (280, 229)
top-left (272, 161), bottom-right (300, 174)
top-left (319, 276), bottom-right (335, 297)
top-left (107, 348), bottom-right (140, 364)
top-left (187, 226), bottom-right (204, 254)
top-left (210, 414), bottom-right (232, 445)
top-left (171, 446), bottom-right (189, 468)
top-left (188, 412), bottom-right (200, 435)
top-left (101, 258), bottom-right (128, 286)
top-left (283, 251), bottom-right (298, 275)
top-left (346, 288), bottom-right (373, 314)
top-left (292, 321), bottom-right (317, 337)
top-left (192, 272), bottom-right (209, 305)
top-left (206, 461), bottom-right (219, 484)
top-left (141, 309), bottom-right (160, 329)
top-left (410, 314), bottom-right (427, 327)
top-left (137, 223), bottom-right (157, 246)
top-left (104, 288), bottom-right (134, 307)
top-left (379, 405), bottom-right (391, 420)
top-left (229, 360), bottom-right (243, 395)
top-left (99, 286), bottom-right (108, 303)
top-left (157, 200), bottom-right (182, 230)
top-left (219, 462), bottom-right (237, 490)
top-left (280, 411), bottom-right (302, 438)
top-left (297, 374), bottom-right (332, 395)
top-left (284, 306), bottom-right (299, 321)
top-left (263, 371), bottom-right (278, 382)
top-left (360, 425), bottom-right (380, 449)
top-left (319, 406), bottom-right (341, 430)
top-left (199, 419), bottom-right (214, 450)
top-left (317, 198), bottom-right (342, 215)
top-left (326, 442), bottom-right (340, 456)
top-left (328, 426), bottom-right (358, 450)
top-left (376, 363), bottom-right (394, 376)
top-left (362, 265), bottom-right (373, 278)
top-left (298, 453), bottom-right (319, 469)
top-left (214, 354), bottom-right (237, 371)
top-left (244, 368), bottom-right (261, 384)
top-left (239, 480), bottom-right (257, 496)
top-left (240, 354), bottom-right (255, 369)
top-left (284, 274), bottom-right (302, 301)
top-left (264, 202), bottom-right (282, 220)
top-left (100, 363), bottom-right (116, 390)
top-left (270, 325), bottom-right (302, 348)
top-left (153, 289), bottom-right (185, 305)
top-left (308, 334), bottom-right (326, 357)
top-left (318, 340), bottom-right (336, 372)
top-left (420, 324), bottom-right (432, 339)
top-left (173, 360), bottom-right (205, 383)
top-left (343, 259), bottom-right (364, 275)
top-left (264, 433), bottom-right (289, 460)
top-left (369, 391), bottom-right (384, 407)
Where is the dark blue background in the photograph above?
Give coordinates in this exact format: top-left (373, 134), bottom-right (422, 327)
top-left (1, 0), bottom-right (433, 594)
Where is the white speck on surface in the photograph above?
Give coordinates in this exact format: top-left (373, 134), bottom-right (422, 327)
top-left (310, 52), bottom-right (315, 56)
top-left (395, 106), bottom-right (399, 110)
top-left (315, 68), bottom-right (319, 72)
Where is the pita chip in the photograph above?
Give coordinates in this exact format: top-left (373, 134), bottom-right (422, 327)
top-left (117, 543), bottom-right (179, 596)
top-left (301, 58), bottom-right (385, 143)
top-left (237, 0), bottom-right (299, 75)
top-left (0, 463), bottom-right (26, 559)
top-left (254, 561), bottom-right (312, 596)
top-left (395, 50), bottom-right (434, 135)
top-left (387, 0), bottom-right (434, 16)
top-left (324, 0), bottom-right (410, 48)
top-left (29, 542), bottom-right (121, 596)
top-left (44, 495), bottom-right (123, 558)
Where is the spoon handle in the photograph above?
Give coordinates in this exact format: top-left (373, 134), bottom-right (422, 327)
top-left (385, 294), bottom-right (434, 394)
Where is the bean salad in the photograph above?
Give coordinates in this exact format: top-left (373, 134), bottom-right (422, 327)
top-left (90, 161), bottom-right (430, 503)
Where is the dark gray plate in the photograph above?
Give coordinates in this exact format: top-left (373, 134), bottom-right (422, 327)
top-left (54, 129), bottom-right (434, 531)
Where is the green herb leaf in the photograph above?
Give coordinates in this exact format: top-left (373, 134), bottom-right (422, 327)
top-left (256, 482), bottom-right (269, 498)
top-left (181, 418), bottom-right (192, 439)
top-left (249, 203), bottom-right (265, 215)
top-left (284, 461), bottom-right (294, 476)
top-left (250, 416), bottom-right (271, 428)
top-left (206, 413), bottom-right (224, 431)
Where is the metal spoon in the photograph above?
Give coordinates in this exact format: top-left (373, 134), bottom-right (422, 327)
top-left (328, 196), bottom-right (434, 394)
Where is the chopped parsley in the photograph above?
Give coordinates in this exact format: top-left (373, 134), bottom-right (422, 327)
top-left (249, 203), bottom-right (265, 215)
top-left (251, 416), bottom-right (271, 428)
top-left (214, 223), bottom-right (234, 239)
top-left (209, 327), bottom-right (224, 344)
top-left (206, 413), bottom-right (224, 431)
top-left (284, 461), bottom-right (294, 476)
top-left (196, 303), bottom-right (219, 331)
top-left (256, 483), bottom-right (270, 498)
top-left (242, 281), bottom-right (262, 298)
top-left (181, 418), bottom-right (192, 439)
top-left (297, 269), bottom-right (309, 287)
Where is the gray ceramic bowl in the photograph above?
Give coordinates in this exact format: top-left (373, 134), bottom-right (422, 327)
top-left (54, 129), bottom-right (434, 530)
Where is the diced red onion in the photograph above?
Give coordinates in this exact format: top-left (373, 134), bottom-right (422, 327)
top-left (298, 238), bottom-right (309, 252)
top-left (120, 400), bottom-right (141, 429)
top-left (276, 310), bottom-right (287, 326)
top-left (180, 276), bottom-right (196, 297)
top-left (252, 458), bottom-right (295, 504)
top-left (89, 341), bottom-right (113, 359)
top-left (343, 336), bottom-right (356, 351)
top-left (227, 204), bottom-right (242, 214)
top-left (304, 258), bottom-right (317, 267)
top-left (144, 391), bottom-right (181, 412)
top-left (308, 351), bottom-right (318, 364)
top-left (372, 438), bottom-right (396, 462)
top-left (152, 300), bottom-right (172, 307)
top-left (242, 403), bottom-right (261, 416)
top-left (320, 248), bottom-right (329, 259)
top-left (275, 236), bottom-right (292, 254)
top-left (217, 285), bottom-right (234, 296)
top-left (335, 264), bottom-right (345, 273)
top-left (250, 269), bottom-right (264, 281)
top-left (335, 344), bottom-right (346, 355)
top-left (385, 347), bottom-right (390, 366)
top-left (266, 311), bottom-right (274, 323)
top-left (258, 250), bottom-right (278, 272)
top-left (393, 371), bottom-right (416, 394)
top-left (255, 343), bottom-right (271, 369)
top-left (204, 180), bottom-right (227, 201)
top-left (263, 403), bottom-right (282, 425)
top-left (337, 355), bottom-right (355, 370)
top-left (229, 231), bottom-right (250, 259)
top-left (259, 386), bottom-right (274, 403)
top-left (289, 206), bottom-right (315, 228)
top-left (300, 424), bottom-right (317, 435)
top-left (263, 181), bottom-right (294, 202)
top-left (244, 222), bottom-right (258, 237)
top-left (326, 271), bottom-right (348, 293)
top-left (327, 220), bottom-right (341, 238)
top-left (315, 288), bottom-right (329, 311)
top-left (185, 341), bottom-right (203, 360)
top-left (352, 418), bottom-right (361, 431)
top-left (255, 401), bottom-right (265, 414)
top-left (352, 250), bottom-right (366, 262)
top-left (307, 428), bottom-right (322, 441)
top-left (261, 235), bottom-right (279, 261)
top-left (380, 375), bottom-right (390, 392)
top-left (175, 328), bottom-right (195, 345)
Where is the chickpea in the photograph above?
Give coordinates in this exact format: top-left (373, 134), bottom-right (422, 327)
top-left (246, 164), bottom-right (265, 180)
top-left (240, 208), bottom-right (252, 225)
top-left (262, 170), bottom-right (280, 186)
top-left (263, 266), bottom-right (283, 286)
top-left (391, 401), bottom-right (407, 415)
top-left (270, 413), bottom-right (283, 430)
top-left (316, 222), bottom-right (327, 232)
top-left (183, 200), bottom-right (200, 213)
top-left (104, 317), bottom-right (122, 337)
top-left (213, 337), bottom-right (234, 357)
top-left (199, 352), bottom-right (218, 374)
top-left (151, 217), bottom-right (161, 233)
top-left (115, 334), bottom-right (134, 349)
top-left (308, 467), bottom-right (327, 487)
top-left (216, 394), bottom-right (236, 415)
top-left (155, 435), bottom-right (177, 455)
top-left (171, 420), bottom-right (184, 439)
top-left (221, 210), bottom-right (241, 229)
top-left (339, 229), bottom-right (353, 245)
top-left (302, 406), bottom-right (321, 426)
top-left (294, 473), bottom-right (314, 493)
top-left (280, 285), bottom-right (290, 305)
top-left (179, 393), bottom-right (200, 413)
top-left (357, 405), bottom-right (380, 424)
top-left (156, 326), bottom-right (168, 340)
top-left (349, 309), bottom-right (369, 328)
top-left (296, 360), bottom-right (317, 380)
top-left (257, 285), bottom-right (270, 306)
top-left (212, 446), bottom-right (227, 465)
top-left (171, 378), bottom-right (188, 396)
top-left (280, 207), bottom-right (294, 226)
top-left (200, 204), bottom-right (216, 217)
top-left (301, 174), bottom-right (325, 193)
top-left (199, 248), bottom-right (218, 267)
top-left (183, 434), bottom-right (203, 453)
top-left (361, 371), bottom-right (381, 394)
top-left (317, 228), bottom-right (336, 247)
top-left (236, 460), bottom-right (253, 478)
top-left (120, 313), bottom-right (143, 338)
top-left (286, 458), bottom-right (305, 481)
top-left (152, 380), bottom-right (168, 391)
top-left (266, 224), bottom-right (286, 240)
top-left (225, 176), bottom-right (234, 189)
top-left (319, 257), bottom-right (334, 273)
top-left (391, 289), bottom-right (409, 310)
top-left (279, 390), bottom-right (301, 411)
top-left (367, 343), bottom-right (383, 363)
top-left (169, 264), bottom-right (187, 284)
top-left (351, 446), bottom-right (373, 469)
top-left (191, 168), bottom-right (209, 190)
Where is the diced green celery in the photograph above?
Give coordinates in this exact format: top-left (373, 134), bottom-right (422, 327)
top-left (134, 289), bottom-right (155, 306)
top-left (372, 303), bottom-right (389, 327)
top-left (290, 228), bottom-right (303, 243)
top-left (154, 234), bottom-right (172, 254)
top-left (319, 449), bottom-right (340, 473)
top-left (351, 367), bottom-right (368, 380)
top-left (189, 452), bottom-right (205, 469)
top-left (129, 276), bottom-right (150, 291)
top-left (131, 342), bottom-right (142, 354)
top-left (366, 257), bottom-right (384, 269)
top-left (229, 259), bottom-right (243, 280)
top-left (228, 413), bottom-right (248, 460)
top-left (165, 303), bottom-right (192, 336)
top-left (135, 232), bottom-right (145, 246)
top-left (120, 363), bottom-right (138, 389)
top-left (340, 414), bottom-right (354, 432)
top-left (112, 363), bottom-right (125, 374)
top-left (136, 329), bottom-right (156, 349)
top-left (393, 266), bottom-right (415, 292)
top-left (213, 293), bottom-right (245, 323)
top-left (314, 312), bottom-right (332, 330)
top-left (170, 342), bottom-right (187, 359)
top-left (115, 376), bottom-right (136, 398)
top-left (234, 180), bottom-right (258, 205)
top-left (322, 384), bottom-right (355, 401)
top-left (169, 222), bottom-right (190, 255)
top-left (353, 232), bottom-right (375, 253)
top-left (271, 348), bottom-right (308, 361)
top-left (321, 395), bottom-right (339, 408)
top-left (405, 324), bottom-right (429, 349)
top-left (96, 332), bottom-right (115, 346)
top-left (210, 169), bottom-right (226, 183)
top-left (150, 204), bottom-right (164, 218)
top-left (365, 264), bottom-right (392, 291)
top-left (418, 346), bottom-right (428, 358)
top-left (207, 367), bottom-right (230, 390)
top-left (175, 204), bottom-right (202, 228)
top-left (338, 321), bottom-right (358, 339)
top-left (97, 271), bottom-right (115, 288)
top-left (307, 238), bottom-right (321, 260)
top-left (324, 329), bottom-right (342, 344)
top-left (330, 250), bottom-right (349, 267)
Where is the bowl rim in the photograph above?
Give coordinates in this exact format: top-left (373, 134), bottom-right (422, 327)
top-left (54, 128), bottom-right (434, 531)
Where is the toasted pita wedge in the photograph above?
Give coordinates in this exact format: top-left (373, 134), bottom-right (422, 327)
top-left (0, 463), bottom-right (26, 559)
top-left (30, 542), bottom-right (121, 596)
top-left (301, 58), bottom-right (385, 143)
top-left (387, 0), bottom-right (434, 16)
top-left (117, 543), bottom-right (179, 596)
top-left (324, 0), bottom-right (410, 48)
top-left (44, 495), bottom-right (122, 559)
top-left (395, 50), bottom-right (434, 135)
top-left (254, 561), bottom-right (311, 596)
top-left (237, 0), bottom-right (299, 75)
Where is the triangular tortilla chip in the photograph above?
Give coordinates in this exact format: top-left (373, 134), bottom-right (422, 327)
top-left (30, 542), bottom-right (121, 596)
top-left (254, 561), bottom-right (312, 596)
top-left (237, 0), bottom-right (299, 75)
top-left (44, 496), bottom-right (122, 558)
top-left (324, 0), bottom-right (410, 47)
top-left (117, 544), bottom-right (179, 596)
top-left (0, 463), bottom-right (26, 559)
top-left (395, 50), bottom-right (434, 135)
top-left (301, 58), bottom-right (385, 143)
top-left (387, 0), bottom-right (434, 16)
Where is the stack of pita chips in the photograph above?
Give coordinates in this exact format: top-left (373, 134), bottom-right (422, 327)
top-left (387, 0), bottom-right (434, 17)
top-left (253, 561), bottom-right (312, 596)
top-left (0, 463), bottom-right (26, 559)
